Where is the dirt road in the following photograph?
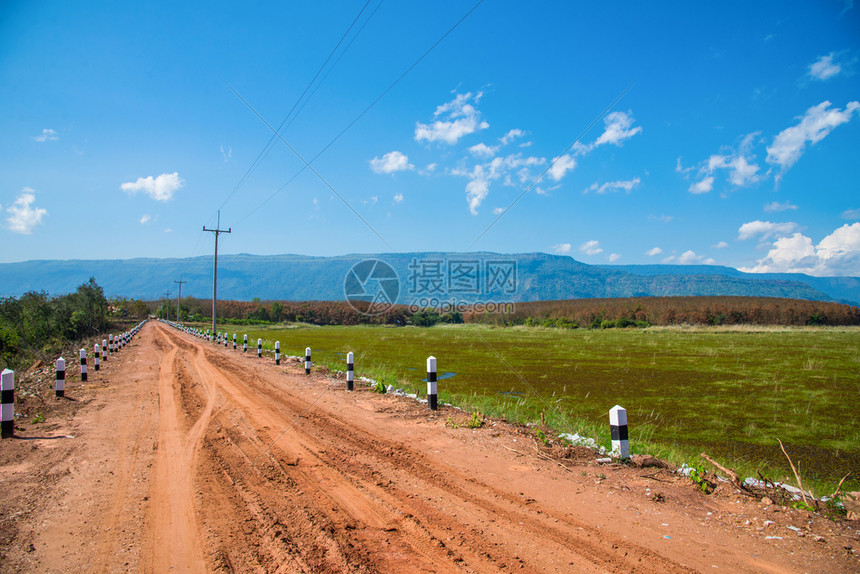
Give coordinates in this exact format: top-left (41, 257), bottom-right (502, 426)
top-left (1, 321), bottom-right (857, 572)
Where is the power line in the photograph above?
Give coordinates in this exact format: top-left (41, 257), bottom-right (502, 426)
top-left (233, 0), bottom-right (485, 226)
top-left (219, 0), bottom-right (378, 212)
top-left (225, 83), bottom-right (392, 249)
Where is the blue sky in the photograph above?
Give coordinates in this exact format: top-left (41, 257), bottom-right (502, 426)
top-left (2, 1), bottom-right (859, 276)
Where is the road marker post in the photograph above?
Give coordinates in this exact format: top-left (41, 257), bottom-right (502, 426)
top-left (275, 341), bottom-right (280, 365)
top-left (243, 334), bottom-right (248, 353)
top-left (102, 339), bottom-right (108, 361)
top-left (305, 347), bottom-right (311, 374)
top-left (347, 352), bottom-right (354, 391)
top-left (79, 348), bottom-right (87, 382)
top-left (56, 357), bottom-right (66, 398)
top-left (257, 338), bottom-right (262, 358)
top-left (609, 405), bottom-right (629, 459)
top-left (427, 356), bottom-right (438, 411)
top-left (94, 343), bottom-right (100, 371)
top-left (1, 369), bottom-right (14, 438)
top-left (233, 333), bottom-right (237, 350)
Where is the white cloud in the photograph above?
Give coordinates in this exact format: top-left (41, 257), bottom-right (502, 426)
top-left (454, 153), bottom-right (545, 214)
top-left (548, 154), bottom-right (576, 181)
top-left (5, 188), bottom-right (47, 234)
top-left (393, 193), bottom-right (404, 204)
top-left (574, 111), bottom-right (642, 156)
top-left (649, 214), bottom-right (673, 223)
top-left (684, 132), bottom-right (760, 192)
top-left (646, 247), bottom-right (663, 256)
top-left (469, 143), bottom-right (497, 158)
top-left (414, 91), bottom-right (488, 145)
top-left (678, 250), bottom-right (705, 264)
top-left (419, 163), bottom-right (437, 176)
top-left (584, 177), bottom-right (640, 194)
top-left (370, 151), bottom-right (414, 174)
top-left (140, 214), bottom-right (151, 225)
top-left (726, 155), bottom-right (759, 186)
top-left (552, 243), bottom-right (572, 254)
top-left (675, 157), bottom-right (693, 174)
top-left (808, 53), bottom-right (841, 81)
top-left (362, 195), bottom-right (378, 206)
top-left (492, 207), bottom-right (504, 215)
top-left (594, 111), bottom-right (642, 148)
top-left (608, 253), bottom-right (621, 262)
top-left (689, 176), bottom-right (714, 194)
top-left (33, 128), bottom-right (58, 142)
top-left (737, 220), bottom-right (800, 241)
top-left (741, 223), bottom-right (860, 276)
top-left (220, 145), bottom-right (232, 162)
top-left (712, 241), bottom-right (729, 249)
top-left (500, 129), bottom-right (525, 146)
top-left (121, 172), bottom-right (183, 202)
top-left (580, 240), bottom-right (603, 255)
top-left (766, 100), bottom-right (860, 177)
top-left (764, 201), bottom-right (798, 213)
top-left (842, 208), bottom-right (860, 220)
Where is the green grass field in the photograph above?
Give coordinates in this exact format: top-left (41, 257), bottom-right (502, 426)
top-left (215, 323), bottom-right (860, 494)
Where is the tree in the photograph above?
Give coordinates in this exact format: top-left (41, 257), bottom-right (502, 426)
top-left (271, 301), bottom-right (284, 322)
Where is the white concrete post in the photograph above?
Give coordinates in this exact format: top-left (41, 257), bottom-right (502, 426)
top-left (275, 341), bottom-right (280, 365)
top-left (79, 348), bottom-right (87, 382)
top-left (609, 405), bottom-right (629, 459)
top-left (1, 369), bottom-right (14, 438)
top-left (305, 347), bottom-right (311, 374)
top-left (94, 343), bottom-right (100, 371)
top-left (243, 334), bottom-right (248, 353)
top-left (427, 356), bottom-right (437, 411)
top-left (56, 357), bottom-right (66, 398)
top-left (257, 338), bottom-right (262, 358)
top-left (347, 352), bottom-right (354, 391)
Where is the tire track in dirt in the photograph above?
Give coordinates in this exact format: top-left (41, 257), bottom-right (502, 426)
top-left (159, 324), bottom-right (695, 573)
top-left (91, 348), bottom-right (159, 572)
top-left (141, 327), bottom-right (215, 573)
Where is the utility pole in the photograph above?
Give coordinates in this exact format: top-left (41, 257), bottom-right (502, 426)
top-left (203, 211), bottom-right (231, 336)
top-left (174, 277), bottom-right (187, 323)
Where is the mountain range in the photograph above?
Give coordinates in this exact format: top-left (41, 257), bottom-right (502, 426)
top-left (0, 253), bottom-right (857, 306)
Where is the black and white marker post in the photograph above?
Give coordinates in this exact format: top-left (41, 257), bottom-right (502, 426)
top-left (305, 347), bottom-right (311, 375)
top-left (427, 356), bottom-right (438, 411)
top-left (79, 348), bottom-right (87, 382)
top-left (108, 334), bottom-right (114, 356)
top-left (243, 334), bottom-right (248, 353)
top-left (94, 343), bottom-right (100, 371)
top-left (257, 338), bottom-right (262, 358)
top-left (1, 368), bottom-right (13, 438)
top-left (102, 339), bottom-right (108, 361)
top-left (225, 333), bottom-right (229, 348)
top-left (275, 341), bottom-right (280, 365)
top-left (609, 405), bottom-right (629, 459)
top-left (233, 334), bottom-right (237, 350)
top-left (346, 352), bottom-right (354, 391)
top-left (56, 357), bottom-right (65, 398)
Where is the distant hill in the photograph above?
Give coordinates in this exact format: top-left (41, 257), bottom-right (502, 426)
top-left (601, 264), bottom-right (860, 305)
top-left (0, 252), bottom-right (855, 304)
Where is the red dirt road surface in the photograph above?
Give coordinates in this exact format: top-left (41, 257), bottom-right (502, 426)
top-left (1, 321), bottom-right (857, 572)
